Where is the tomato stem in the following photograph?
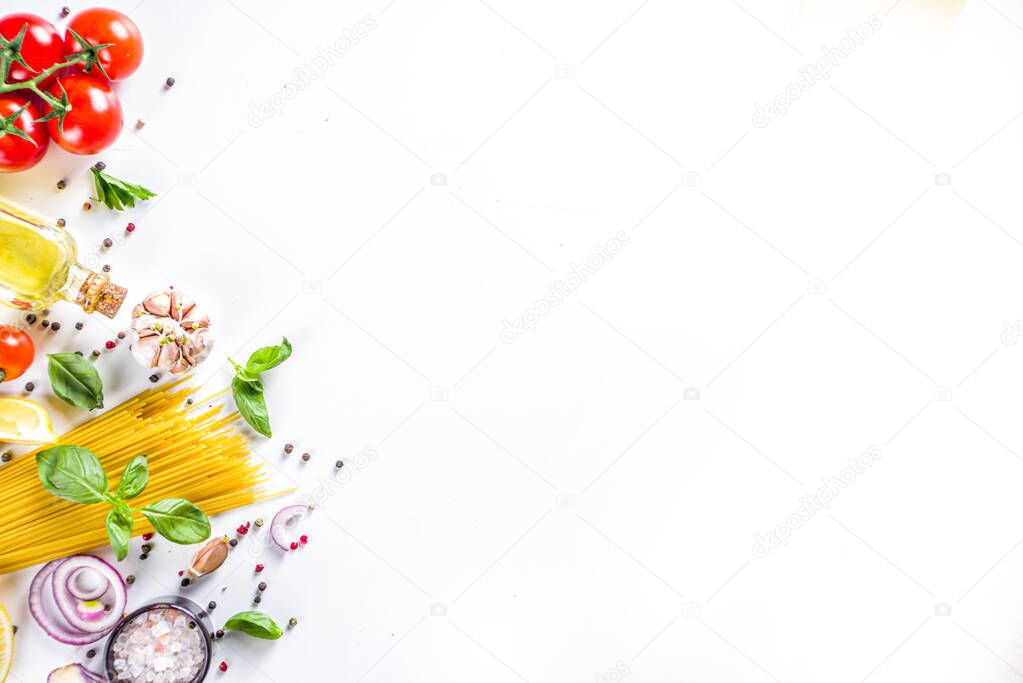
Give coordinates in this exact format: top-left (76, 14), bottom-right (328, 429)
top-left (0, 22), bottom-right (114, 130)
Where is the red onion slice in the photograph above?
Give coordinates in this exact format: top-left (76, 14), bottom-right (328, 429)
top-left (66, 566), bottom-right (107, 601)
top-left (47, 664), bottom-right (106, 683)
top-left (29, 555), bottom-right (126, 645)
top-left (52, 555), bottom-right (125, 633)
top-left (270, 504), bottom-right (311, 551)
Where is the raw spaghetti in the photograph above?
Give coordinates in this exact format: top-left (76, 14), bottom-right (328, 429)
top-left (0, 378), bottom-right (284, 574)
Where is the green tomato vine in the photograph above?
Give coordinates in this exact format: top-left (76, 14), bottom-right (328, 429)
top-left (0, 22), bottom-right (113, 136)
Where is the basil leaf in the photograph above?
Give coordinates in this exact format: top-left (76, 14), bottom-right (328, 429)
top-left (115, 455), bottom-right (149, 499)
top-left (90, 167), bottom-right (156, 211)
top-left (106, 505), bottom-right (134, 561)
top-left (245, 337), bottom-right (292, 374)
top-left (36, 445), bottom-right (109, 504)
top-left (223, 611), bottom-right (283, 640)
top-left (232, 375), bottom-right (271, 437)
top-left (48, 353), bottom-right (104, 410)
top-left (140, 498), bottom-right (211, 544)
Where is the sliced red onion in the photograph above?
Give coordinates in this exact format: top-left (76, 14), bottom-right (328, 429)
top-left (270, 504), bottom-right (311, 551)
top-left (47, 664), bottom-right (106, 683)
top-left (66, 566), bottom-right (107, 601)
top-left (29, 555), bottom-right (126, 645)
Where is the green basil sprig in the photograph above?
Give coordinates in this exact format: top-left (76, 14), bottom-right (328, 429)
top-left (222, 611), bottom-right (283, 640)
top-left (90, 166), bottom-right (157, 211)
top-left (36, 446), bottom-right (211, 560)
top-left (229, 337), bottom-right (291, 438)
top-left (48, 353), bottom-right (104, 410)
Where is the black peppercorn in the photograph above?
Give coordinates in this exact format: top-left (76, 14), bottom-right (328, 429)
top-left (208, 601), bottom-right (217, 610)
top-left (25, 313), bottom-right (36, 324)
top-left (288, 617), bottom-right (297, 627)
top-left (41, 320), bottom-right (49, 328)
top-left (102, 264), bottom-right (111, 273)
top-left (253, 595), bottom-right (261, 604)
top-left (139, 553), bottom-right (148, 560)
top-left (91, 349), bottom-right (101, 358)
top-left (149, 374), bottom-right (160, 383)
top-left (75, 321), bottom-right (84, 330)
top-left (335, 460), bottom-right (344, 469)
top-left (56, 218), bottom-right (66, 227)
top-left (257, 582), bottom-right (266, 591)
top-left (216, 629), bottom-right (224, 639)
top-left (126, 575), bottom-right (135, 584)
top-left (301, 452), bottom-right (311, 462)
top-left (165, 77), bottom-right (176, 88)
top-left (117, 331), bottom-right (126, 339)
top-left (1, 451), bottom-right (12, 463)
top-left (229, 538), bottom-right (238, 547)
top-left (141, 543), bottom-right (152, 553)
top-left (283, 443), bottom-right (294, 454)
top-left (181, 578), bottom-right (191, 587)
top-left (102, 238), bottom-right (113, 248)
top-left (86, 649), bottom-right (96, 658)
top-left (56, 178), bottom-right (67, 189)
top-left (25, 382), bottom-right (34, 392)
top-left (74, 351), bottom-right (83, 356)
top-left (50, 322), bottom-right (61, 332)
top-left (94, 161), bottom-right (106, 171)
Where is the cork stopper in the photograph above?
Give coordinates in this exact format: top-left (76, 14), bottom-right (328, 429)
top-left (96, 281), bottom-right (128, 318)
top-left (76, 272), bottom-right (127, 318)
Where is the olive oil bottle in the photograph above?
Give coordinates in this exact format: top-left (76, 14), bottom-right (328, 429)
top-left (0, 198), bottom-right (126, 318)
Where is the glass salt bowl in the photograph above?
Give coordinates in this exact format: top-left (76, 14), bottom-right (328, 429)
top-left (103, 595), bottom-right (213, 683)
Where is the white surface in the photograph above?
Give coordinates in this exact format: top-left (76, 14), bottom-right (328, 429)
top-left (2, 0), bottom-right (1023, 680)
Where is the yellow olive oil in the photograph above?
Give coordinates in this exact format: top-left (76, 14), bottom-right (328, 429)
top-left (0, 198), bottom-right (127, 318)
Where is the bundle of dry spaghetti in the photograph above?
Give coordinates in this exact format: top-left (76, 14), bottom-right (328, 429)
top-left (0, 378), bottom-right (284, 574)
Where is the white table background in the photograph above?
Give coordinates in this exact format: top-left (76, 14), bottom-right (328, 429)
top-left (2, 0), bottom-right (1023, 680)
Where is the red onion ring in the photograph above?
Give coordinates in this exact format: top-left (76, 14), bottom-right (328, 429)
top-left (47, 664), bottom-right (106, 683)
top-left (66, 566), bottom-right (107, 601)
top-left (270, 504), bottom-right (311, 551)
top-left (29, 555), bottom-right (126, 645)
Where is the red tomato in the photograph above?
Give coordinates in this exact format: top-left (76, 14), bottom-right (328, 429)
top-left (0, 94), bottom-right (49, 173)
top-left (46, 75), bottom-right (123, 155)
top-left (0, 13), bottom-right (63, 84)
top-left (64, 8), bottom-right (143, 81)
top-left (0, 325), bottom-right (35, 382)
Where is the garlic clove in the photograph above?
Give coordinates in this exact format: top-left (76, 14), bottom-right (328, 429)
top-left (187, 536), bottom-right (230, 578)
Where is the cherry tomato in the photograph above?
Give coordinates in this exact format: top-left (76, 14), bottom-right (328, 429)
top-left (0, 94), bottom-right (49, 173)
top-left (0, 13), bottom-right (63, 84)
top-left (0, 325), bottom-right (35, 382)
top-left (46, 74), bottom-right (123, 155)
top-left (64, 8), bottom-right (143, 81)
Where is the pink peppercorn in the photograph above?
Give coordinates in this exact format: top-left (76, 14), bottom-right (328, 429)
top-left (299, 535), bottom-right (308, 545)
top-left (105, 340), bottom-right (116, 350)
top-left (290, 542), bottom-right (299, 551)
top-left (126, 222), bottom-right (135, 233)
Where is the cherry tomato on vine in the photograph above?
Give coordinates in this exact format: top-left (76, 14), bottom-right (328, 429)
top-left (46, 74), bottom-right (123, 155)
top-left (0, 94), bottom-right (49, 173)
top-left (0, 325), bottom-right (35, 382)
top-left (64, 8), bottom-right (143, 81)
top-left (0, 13), bottom-right (63, 84)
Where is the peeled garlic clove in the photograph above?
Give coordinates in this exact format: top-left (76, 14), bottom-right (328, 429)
top-left (187, 536), bottom-right (230, 578)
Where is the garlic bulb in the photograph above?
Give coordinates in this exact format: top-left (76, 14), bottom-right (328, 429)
top-left (129, 289), bottom-right (212, 375)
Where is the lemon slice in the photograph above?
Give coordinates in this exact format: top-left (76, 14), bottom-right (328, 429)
top-left (0, 397), bottom-right (56, 445)
top-left (0, 603), bottom-right (13, 683)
